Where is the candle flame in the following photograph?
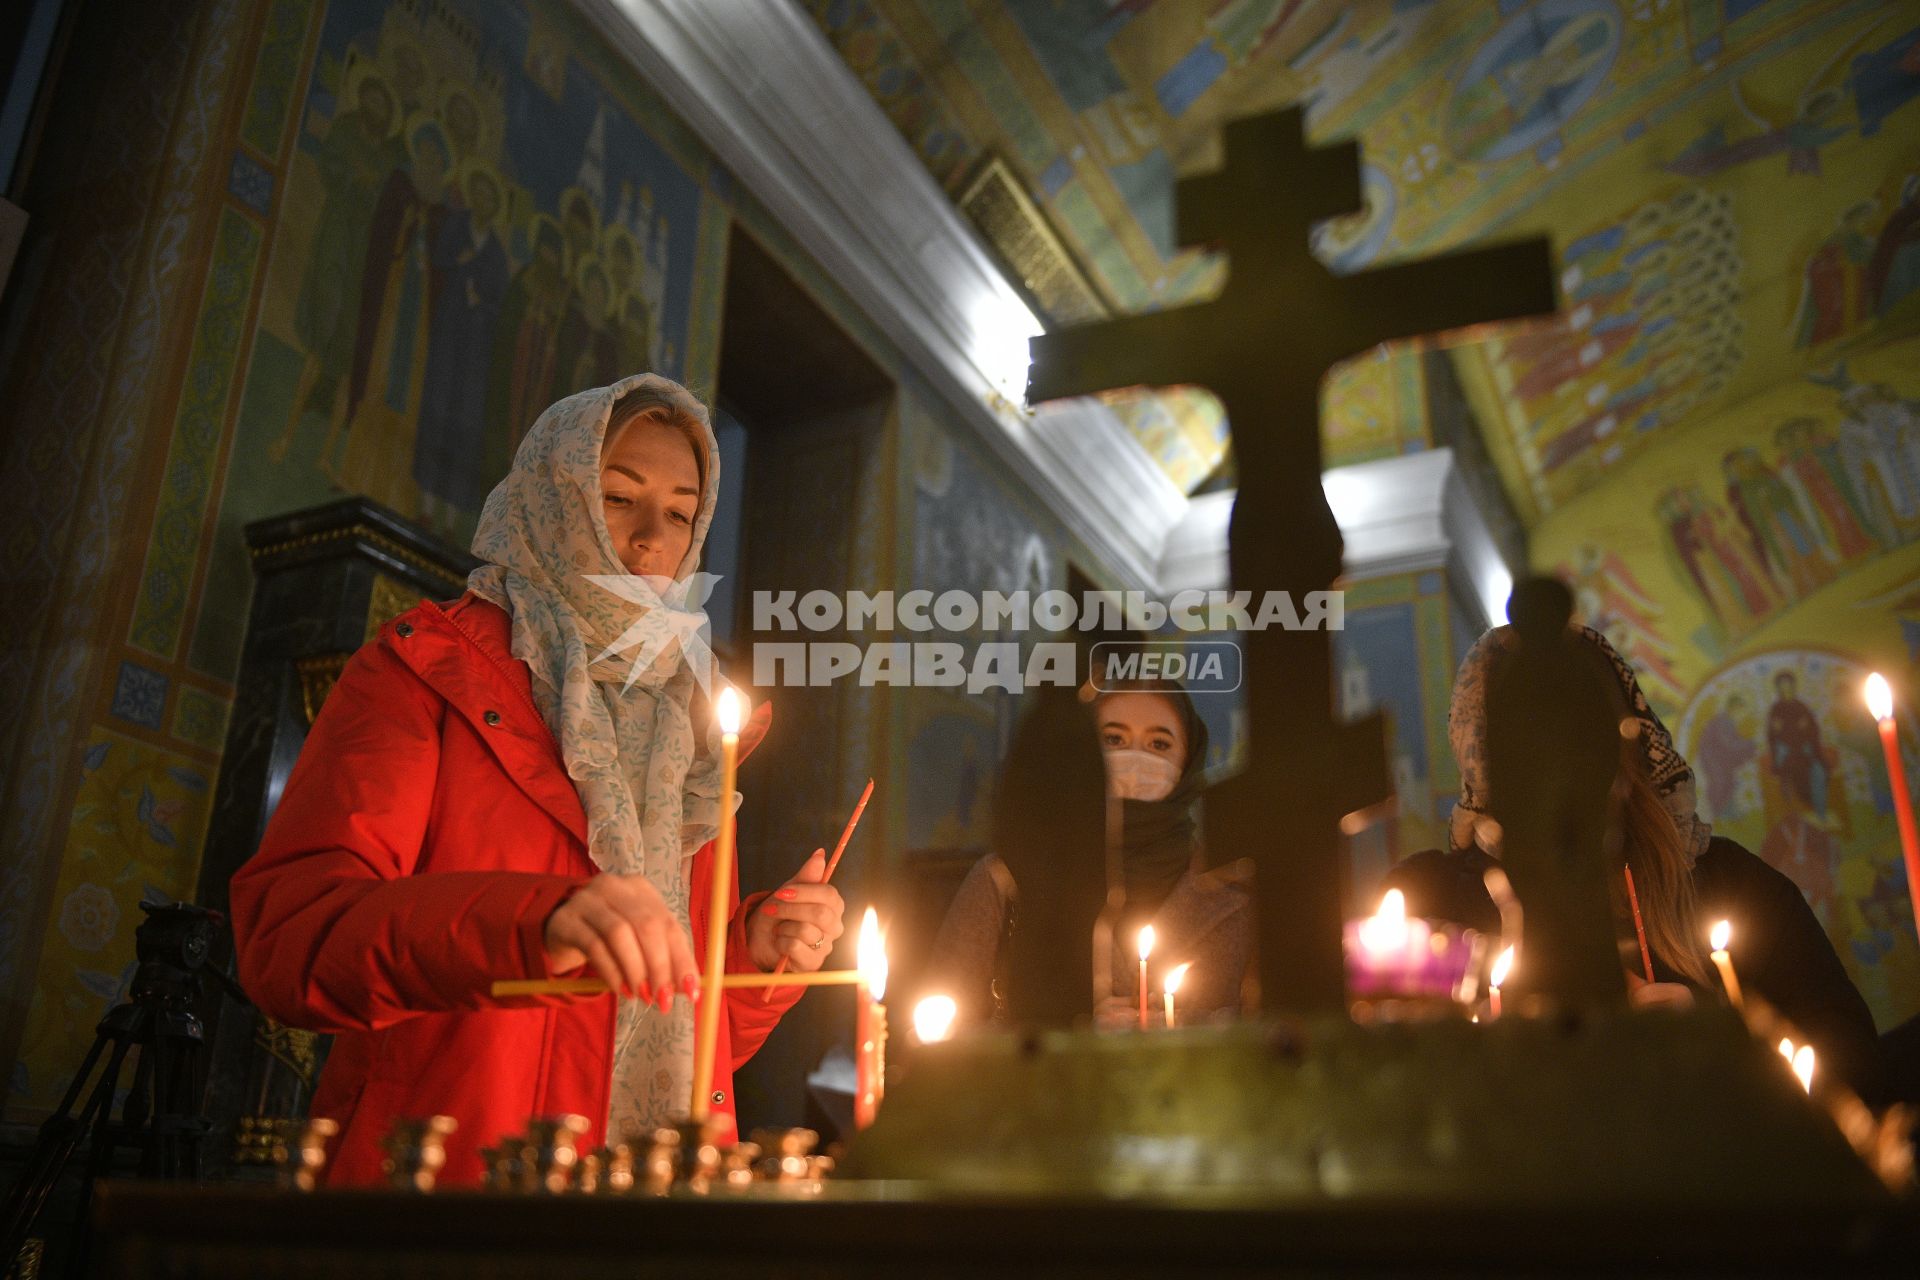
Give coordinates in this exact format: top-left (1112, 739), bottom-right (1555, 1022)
top-left (858, 908), bottom-right (887, 1002)
top-left (1358, 888), bottom-right (1411, 953)
top-left (1778, 1038), bottom-right (1795, 1062)
top-left (1164, 962), bottom-right (1192, 995)
top-left (1490, 945), bottom-right (1515, 990)
top-left (912, 994), bottom-right (957, 1044)
top-left (1137, 924), bottom-right (1156, 961)
top-left (716, 686), bottom-right (745, 735)
top-left (1866, 673), bottom-right (1894, 723)
top-left (1792, 1044), bottom-right (1815, 1093)
top-left (1710, 919), bottom-right (1731, 953)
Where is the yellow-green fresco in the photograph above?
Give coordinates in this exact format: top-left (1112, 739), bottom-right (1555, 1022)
top-left (11, 729), bottom-right (216, 1115)
top-left (807, 1), bottom-right (1920, 505)
top-left (1535, 327), bottom-right (1920, 1029)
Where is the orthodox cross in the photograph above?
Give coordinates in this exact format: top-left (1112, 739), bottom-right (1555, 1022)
top-left (1026, 108), bottom-right (1556, 1016)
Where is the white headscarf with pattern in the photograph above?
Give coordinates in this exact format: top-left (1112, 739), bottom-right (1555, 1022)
top-left (467, 372), bottom-right (724, 1139)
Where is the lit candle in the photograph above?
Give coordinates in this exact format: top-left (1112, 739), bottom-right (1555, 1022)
top-left (1136, 925), bottom-right (1156, 1030)
top-left (1866, 674), bottom-right (1920, 944)
top-left (855, 907), bottom-right (888, 1130)
top-left (911, 994), bottom-right (957, 1045)
top-left (1162, 962), bottom-right (1192, 1029)
top-left (1488, 945), bottom-right (1515, 1020)
top-left (1343, 888), bottom-right (1465, 1001)
top-left (1792, 1044), bottom-right (1815, 1094)
top-left (1708, 919), bottom-right (1742, 1010)
top-left (1359, 888), bottom-right (1411, 953)
top-left (690, 688), bottom-right (744, 1123)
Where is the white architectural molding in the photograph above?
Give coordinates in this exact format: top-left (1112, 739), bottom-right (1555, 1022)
top-left (1157, 489), bottom-right (1235, 594)
top-left (1157, 448), bottom-right (1512, 627)
top-left (585, 0), bottom-right (1185, 587)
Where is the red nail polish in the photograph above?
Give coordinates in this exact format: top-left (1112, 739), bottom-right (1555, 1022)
top-left (635, 982), bottom-right (652, 1004)
top-left (656, 987), bottom-right (672, 1013)
top-left (776, 888), bottom-right (798, 900)
top-left (762, 902), bottom-right (779, 915)
top-left (680, 974), bottom-right (699, 997)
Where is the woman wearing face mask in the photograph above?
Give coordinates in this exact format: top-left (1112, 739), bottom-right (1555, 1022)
top-left (927, 679), bottom-right (1253, 1026)
top-left (231, 375), bottom-right (845, 1185)
top-left (1383, 623), bottom-right (1885, 1103)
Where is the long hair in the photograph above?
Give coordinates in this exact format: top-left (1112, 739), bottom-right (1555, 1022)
top-left (1610, 741), bottom-right (1714, 988)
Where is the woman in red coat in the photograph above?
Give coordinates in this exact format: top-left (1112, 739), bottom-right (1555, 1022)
top-left (231, 374), bottom-right (843, 1186)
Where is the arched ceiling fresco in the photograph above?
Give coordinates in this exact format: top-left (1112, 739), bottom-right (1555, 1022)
top-left (803, 0), bottom-right (1920, 518)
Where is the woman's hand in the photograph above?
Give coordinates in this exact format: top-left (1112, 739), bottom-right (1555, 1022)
top-left (746, 848), bottom-right (846, 972)
top-left (543, 872), bottom-right (698, 1010)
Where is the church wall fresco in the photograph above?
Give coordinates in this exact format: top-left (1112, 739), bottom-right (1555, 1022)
top-left (0, 0), bottom-right (1097, 1121)
top-left (0, 0), bottom-right (264, 1124)
top-left (1536, 326), bottom-right (1920, 1030)
top-left (805, 1), bottom-right (1920, 510)
top-left (1332, 569), bottom-right (1467, 903)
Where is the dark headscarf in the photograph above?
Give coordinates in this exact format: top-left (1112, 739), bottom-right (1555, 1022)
top-left (1096, 680), bottom-right (1210, 918)
top-left (1448, 624), bottom-right (1710, 860)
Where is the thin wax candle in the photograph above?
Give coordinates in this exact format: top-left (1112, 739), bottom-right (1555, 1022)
top-left (690, 688), bottom-right (743, 1123)
top-left (1136, 925), bottom-right (1156, 1030)
top-left (855, 908), bottom-right (888, 1129)
top-left (1866, 675), bottom-right (1920, 945)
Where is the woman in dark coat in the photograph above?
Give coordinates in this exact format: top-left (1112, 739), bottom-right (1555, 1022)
top-left (929, 679), bottom-right (1252, 1027)
top-left (1385, 623), bottom-right (1885, 1103)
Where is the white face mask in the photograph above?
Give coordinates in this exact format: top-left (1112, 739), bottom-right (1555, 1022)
top-left (1105, 749), bottom-right (1181, 803)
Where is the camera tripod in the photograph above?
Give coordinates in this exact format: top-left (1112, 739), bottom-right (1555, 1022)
top-left (1, 902), bottom-right (245, 1276)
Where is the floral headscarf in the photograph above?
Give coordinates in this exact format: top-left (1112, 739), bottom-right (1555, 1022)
top-left (1448, 623), bottom-right (1711, 862)
top-left (467, 372), bottom-right (724, 1138)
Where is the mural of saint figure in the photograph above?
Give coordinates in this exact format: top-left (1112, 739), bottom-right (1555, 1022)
top-left (1791, 201), bottom-right (1877, 348)
top-left (1865, 174), bottom-right (1920, 317)
top-left (414, 160), bottom-right (510, 529)
top-left (603, 224), bottom-right (653, 378)
top-left (1658, 484), bottom-right (1775, 630)
top-left (1766, 671), bottom-right (1841, 825)
top-left (1693, 693), bottom-right (1756, 819)
top-left (1723, 446), bottom-right (1832, 597)
top-left (486, 213), bottom-right (569, 477)
top-left (1773, 417), bottom-right (1877, 560)
top-left (1760, 808), bottom-right (1840, 925)
top-left (272, 60), bottom-right (407, 472)
top-left (547, 186), bottom-right (602, 402)
top-left (440, 83), bottom-right (483, 162)
top-left (336, 114), bottom-right (453, 514)
top-left (552, 256), bottom-right (620, 398)
top-left (1838, 381), bottom-right (1920, 529)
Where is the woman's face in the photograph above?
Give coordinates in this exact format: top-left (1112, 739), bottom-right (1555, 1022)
top-left (600, 414), bottom-right (700, 578)
top-left (1098, 692), bottom-right (1187, 772)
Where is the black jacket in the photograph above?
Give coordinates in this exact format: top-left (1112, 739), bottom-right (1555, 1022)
top-left (1383, 836), bottom-right (1886, 1104)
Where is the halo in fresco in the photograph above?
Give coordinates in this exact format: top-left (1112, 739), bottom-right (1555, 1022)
top-left (1675, 648), bottom-right (1920, 1026)
top-left (1312, 162), bottom-right (1396, 274)
top-left (1446, 0), bottom-right (1621, 165)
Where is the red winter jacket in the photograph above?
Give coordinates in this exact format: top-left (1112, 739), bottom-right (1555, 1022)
top-left (230, 592), bottom-right (798, 1186)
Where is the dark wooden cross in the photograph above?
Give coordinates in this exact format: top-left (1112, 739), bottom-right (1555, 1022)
top-left (1026, 108), bottom-right (1556, 1017)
